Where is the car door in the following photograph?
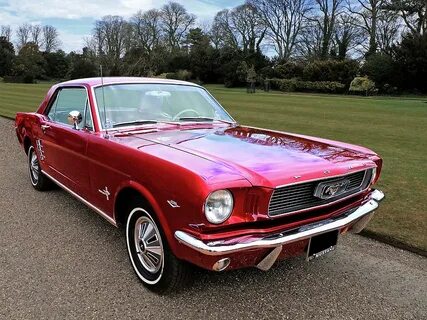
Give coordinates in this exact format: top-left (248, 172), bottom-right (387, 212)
top-left (40, 86), bottom-right (94, 194)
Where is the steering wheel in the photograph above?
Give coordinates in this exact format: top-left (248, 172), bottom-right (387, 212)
top-left (172, 109), bottom-right (201, 121)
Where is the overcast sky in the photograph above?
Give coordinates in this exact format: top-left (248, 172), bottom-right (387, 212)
top-left (0, 0), bottom-right (244, 52)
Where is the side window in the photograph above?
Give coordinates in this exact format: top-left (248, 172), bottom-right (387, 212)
top-left (47, 88), bottom-right (91, 129)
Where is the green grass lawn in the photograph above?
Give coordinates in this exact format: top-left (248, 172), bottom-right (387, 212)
top-left (1, 82), bottom-right (426, 251)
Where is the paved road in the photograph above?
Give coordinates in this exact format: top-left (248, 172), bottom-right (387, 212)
top-left (0, 117), bottom-right (426, 320)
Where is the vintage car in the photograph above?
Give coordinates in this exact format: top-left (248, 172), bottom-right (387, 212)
top-left (15, 77), bottom-right (384, 293)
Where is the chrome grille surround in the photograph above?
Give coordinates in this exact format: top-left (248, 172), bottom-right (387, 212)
top-left (268, 169), bottom-right (374, 217)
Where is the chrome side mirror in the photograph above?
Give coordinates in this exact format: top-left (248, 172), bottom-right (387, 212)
top-left (67, 110), bottom-right (82, 129)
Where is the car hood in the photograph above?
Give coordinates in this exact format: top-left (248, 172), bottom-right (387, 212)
top-left (125, 125), bottom-right (377, 187)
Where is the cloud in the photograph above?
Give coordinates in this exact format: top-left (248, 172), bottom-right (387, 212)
top-left (2, 0), bottom-right (158, 19)
top-left (0, 0), bottom-right (244, 51)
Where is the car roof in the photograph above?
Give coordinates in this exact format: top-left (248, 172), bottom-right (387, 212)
top-left (58, 77), bottom-right (201, 88)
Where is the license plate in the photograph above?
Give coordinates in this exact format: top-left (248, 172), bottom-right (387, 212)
top-left (306, 230), bottom-right (339, 261)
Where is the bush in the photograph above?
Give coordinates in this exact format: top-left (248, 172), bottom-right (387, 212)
top-left (269, 78), bottom-right (346, 93)
top-left (275, 61), bottom-right (304, 79)
top-left (361, 53), bottom-right (396, 91)
top-left (165, 69), bottom-right (192, 81)
top-left (302, 60), bottom-right (359, 87)
top-left (3, 75), bottom-right (25, 83)
top-left (349, 77), bottom-right (377, 96)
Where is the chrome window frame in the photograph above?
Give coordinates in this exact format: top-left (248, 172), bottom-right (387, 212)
top-left (44, 85), bottom-right (95, 131)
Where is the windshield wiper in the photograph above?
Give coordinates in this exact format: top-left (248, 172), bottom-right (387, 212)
top-left (178, 117), bottom-right (236, 125)
top-left (112, 120), bottom-right (157, 128)
top-left (178, 117), bottom-right (214, 122)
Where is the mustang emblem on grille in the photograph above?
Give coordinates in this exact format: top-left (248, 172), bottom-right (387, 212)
top-left (314, 179), bottom-right (350, 200)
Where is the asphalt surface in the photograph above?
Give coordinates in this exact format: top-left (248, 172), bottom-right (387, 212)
top-left (1, 116), bottom-right (426, 320)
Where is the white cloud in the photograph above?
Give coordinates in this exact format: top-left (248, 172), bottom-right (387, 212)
top-left (0, 0), bottom-right (243, 51)
top-left (2, 0), bottom-right (158, 19)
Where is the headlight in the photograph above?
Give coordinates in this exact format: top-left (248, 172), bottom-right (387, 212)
top-left (204, 190), bottom-right (234, 224)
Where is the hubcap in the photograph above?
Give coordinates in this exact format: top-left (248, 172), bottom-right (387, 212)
top-left (134, 216), bottom-right (163, 273)
top-left (30, 151), bottom-right (39, 183)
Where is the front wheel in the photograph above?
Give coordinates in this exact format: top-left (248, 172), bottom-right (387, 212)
top-left (126, 205), bottom-right (192, 294)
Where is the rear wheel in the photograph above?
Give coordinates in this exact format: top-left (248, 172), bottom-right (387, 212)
top-left (28, 146), bottom-right (52, 191)
top-left (125, 202), bottom-right (192, 294)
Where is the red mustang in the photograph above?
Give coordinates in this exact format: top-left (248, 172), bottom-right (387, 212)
top-left (15, 77), bottom-right (384, 293)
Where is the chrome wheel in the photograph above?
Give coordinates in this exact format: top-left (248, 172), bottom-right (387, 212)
top-left (134, 215), bottom-right (164, 274)
top-left (29, 147), bottom-right (40, 185)
top-left (126, 205), bottom-right (191, 292)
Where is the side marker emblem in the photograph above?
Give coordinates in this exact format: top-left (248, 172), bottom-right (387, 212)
top-left (167, 200), bottom-right (180, 208)
top-left (98, 187), bottom-right (110, 200)
top-left (36, 139), bottom-right (45, 160)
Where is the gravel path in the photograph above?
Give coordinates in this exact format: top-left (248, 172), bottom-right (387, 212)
top-left (1, 116), bottom-right (426, 319)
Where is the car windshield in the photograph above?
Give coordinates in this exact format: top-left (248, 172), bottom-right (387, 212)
top-left (94, 83), bottom-right (235, 129)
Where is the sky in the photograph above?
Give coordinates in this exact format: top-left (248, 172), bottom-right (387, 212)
top-left (0, 0), bottom-right (244, 52)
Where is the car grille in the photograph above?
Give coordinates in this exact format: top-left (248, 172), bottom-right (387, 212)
top-left (268, 169), bottom-right (373, 217)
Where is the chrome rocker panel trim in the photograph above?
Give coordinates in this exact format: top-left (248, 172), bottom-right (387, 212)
top-left (175, 189), bottom-right (384, 256)
top-left (41, 170), bottom-right (117, 226)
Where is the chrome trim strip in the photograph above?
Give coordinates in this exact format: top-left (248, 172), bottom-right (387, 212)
top-left (41, 170), bottom-right (117, 226)
top-left (274, 168), bottom-right (373, 189)
top-left (175, 189), bottom-right (384, 256)
top-left (267, 169), bottom-right (373, 218)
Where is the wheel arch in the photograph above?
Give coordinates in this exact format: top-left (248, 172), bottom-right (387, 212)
top-left (114, 182), bottom-right (173, 245)
top-left (23, 135), bottom-right (32, 155)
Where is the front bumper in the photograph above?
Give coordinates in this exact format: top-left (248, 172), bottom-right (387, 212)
top-left (175, 189), bottom-right (384, 256)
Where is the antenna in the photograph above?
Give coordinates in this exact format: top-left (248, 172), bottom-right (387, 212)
top-left (99, 65), bottom-right (109, 139)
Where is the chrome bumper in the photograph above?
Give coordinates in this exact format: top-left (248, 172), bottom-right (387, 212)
top-left (175, 189), bottom-right (384, 256)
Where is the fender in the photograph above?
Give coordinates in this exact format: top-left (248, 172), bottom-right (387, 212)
top-left (113, 180), bottom-right (177, 251)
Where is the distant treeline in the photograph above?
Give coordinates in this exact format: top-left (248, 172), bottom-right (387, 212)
top-left (0, 1), bottom-right (426, 93)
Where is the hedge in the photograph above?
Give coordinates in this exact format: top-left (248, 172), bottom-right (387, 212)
top-left (268, 78), bottom-right (346, 94)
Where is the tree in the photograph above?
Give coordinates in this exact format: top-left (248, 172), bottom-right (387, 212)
top-left (0, 36), bottom-right (15, 76)
top-left (13, 43), bottom-right (46, 82)
top-left (30, 24), bottom-right (43, 47)
top-left (67, 50), bottom-right (97, 79)
top-left (333, 14), bottom-right (363, 59)
top-left (210, 9), bottom-right (239, 49)
top-left (312, 0), bottom-right (345, 58)
top-left (393, 32), bottom-right (427, 92)
top-left (161, 2), bottom-right (196, 51)
top-left (347, 0), bottom-right (390, 56)
top-left (383, 0), bottom-right (426, 34)
top-left (1, 25), bottom-right (12, 42)
top-left (184, 28), bottom-right (219, 82)
top-left (16, 24), bottom-right (32, 50)
top-left (376, 10), bottom-right (400, 53)
top-left (90, 16), bottom-right (130, 74)
top-left (42, 25), bottom-right (61, 52)
top-left (132, 9), bottom-right (163, 54)
top-left (231, 3), bottom-right (266, 53)
top-left (249, 0), bottom-right (311, 60)
top-left (43, 50), bottom-right (69, 79)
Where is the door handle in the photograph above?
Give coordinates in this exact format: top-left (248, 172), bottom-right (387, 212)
top-left (41, 124), bottom-right (50, 132)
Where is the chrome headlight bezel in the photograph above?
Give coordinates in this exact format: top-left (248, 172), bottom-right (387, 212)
top-left (204, 189), bottom-right (234, 224)
top-left (371, 167), bottom-right (377, 184)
